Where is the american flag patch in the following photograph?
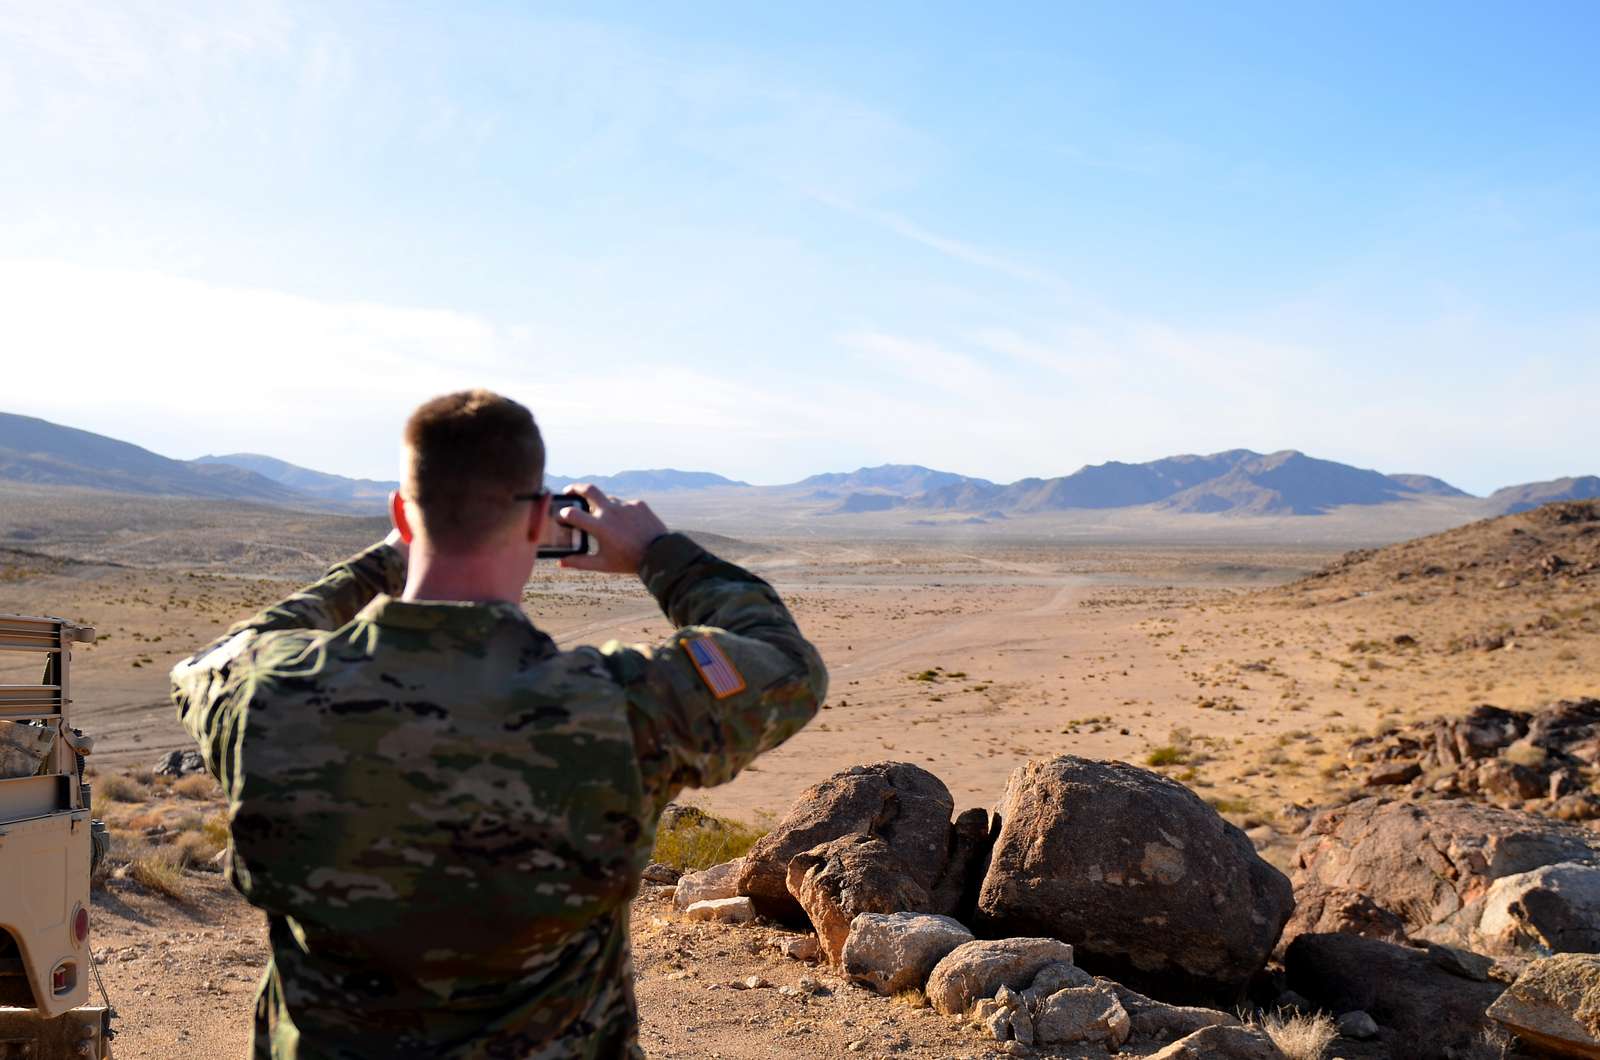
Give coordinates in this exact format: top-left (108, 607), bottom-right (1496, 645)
top-left (685, 636), bottom-right (746, 699)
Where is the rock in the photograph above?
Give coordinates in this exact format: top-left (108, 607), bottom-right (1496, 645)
top-left (682, 896), bottom-right (755, 924)
top-left (785, 834), bottom-right (931, 965)
top-left (736, 761), bottom-right (956, 921)
top-left (984, 1007), bottom-right (1012, 1041)
top-left (1021, 961), bottom-right (1093, 1008)
top-left (925, 937), bottom-right (1076, 1016)
top-left (1033, 985), bottom-right (1131, 1048)
top-left (1293, 797), bottom-right (1600, 951)
top-left (1336, 1010), bottom-right (1379, 1040)
top-left (1010, 1002), bottom-right (1035, 1046)
top-left (1277, 883), bottom-right (1409, 955)
top-left (778, 935), bottom-right (820, 962)
top-left (840, 911), bottom-right (973, 995)
top-left (1102, 980), bottom-right (1237, 1044)
top-left (641, 862), bottom-right (681, 885)
top-left (1146, 1024), bottom-right (1286, 1059)
top-left (975, 756), bottom-right (1293, 1004)
top-left (153, 748), bottom-right (206, 777)
top-left (1365, 761), bottom-right (1422, 787)
top-left (1284, 933), bottom-right (1504, 1059)
top-left (659, 803), bottom-right (722, 831)
top-left (1487, 953), bottom-right (1600, 1058)
top-left (673, 858), bottom-right (743, 911)
top-left (928, 806), bottom-right (992, 920)
top-left (995, 984), bottom-right (1024, 1011)
top-left (1465, 862), bottom-right (1600, 957)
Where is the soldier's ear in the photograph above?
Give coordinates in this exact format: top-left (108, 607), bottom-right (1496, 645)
top-left (389, 491), bottom-right (415, 544)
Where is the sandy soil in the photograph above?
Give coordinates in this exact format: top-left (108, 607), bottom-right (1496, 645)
top-left (2, 495), bottom-right (1596, 1056)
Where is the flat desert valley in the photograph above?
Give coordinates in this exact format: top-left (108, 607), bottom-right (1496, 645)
top-left (3, 487), bottom-right (1598, 1057)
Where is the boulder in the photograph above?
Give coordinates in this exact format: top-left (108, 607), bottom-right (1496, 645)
top-left (785, 834), bottom-right (930, 965)
top-left (975, 756), bottom-right (1293, 1004)
top-left (1293, 797), bottom-right (1600, 950)
top-left (1021, 961), bottom-right (1093, 1008)
top-left (927, 807), bottom-right (991, 920)
top-left (924, 937), bottom-right (1076, 1016)
top-left (1277, 883), bottom-right (1408, 955)
top-left (737, 762), bottom-right (955, 921)
top-left (1146, 1024), bottom-right (1286, 1060)
top-left (673, 858), bottom-right (743, 912)
top-left (1284, 933), bottom-right (1504, 1059)
top-left (153, 748), bottom-right (206, 777)
top-left (1467, 862), bottom-right (1600, 957)
top-left (1487, 953), bottom-right (1600, 1058)
top-left (1102, 980), bottom-right (1237, 1044)
top-left (840, 911), bottom-right (973, 995)
top-left (1032, 985), bottom-right (1131, 1048)
top-left (683, 896), bottom-right (755, 924)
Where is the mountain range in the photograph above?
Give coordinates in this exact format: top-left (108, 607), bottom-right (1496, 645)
top-left (2, 410), bottom-right (1594, 520)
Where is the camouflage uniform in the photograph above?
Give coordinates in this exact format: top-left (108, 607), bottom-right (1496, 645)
top-left (170, 533), bottom-right (825, 1059)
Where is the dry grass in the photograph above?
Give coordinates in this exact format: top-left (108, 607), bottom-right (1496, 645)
top-left (126, 850), bottom-right (187, 900)
top-left (172, 773), bottom-right (220, 800)
top-left (96, 773), bottom-right (147, 803)
top-left (651, 814), bottom-right (766, 872)
top-left (892, 988), bottom-right (929, 1009)
top-left (1258, 1010), bottom-right (1337, 1060)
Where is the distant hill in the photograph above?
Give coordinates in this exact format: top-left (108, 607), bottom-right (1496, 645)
top-left (1487, 476), bottom-right (1600, 515)
top-left (194, 453), bottom-right (398, 505)
top-left (0, 412), bottom-right (305, 505)
top-left (905, 449), bottom-right (1479, 517)
top-left (797, 464), bottom-right (992, 496)
top-left (553, 469), bottom-right (747, 493)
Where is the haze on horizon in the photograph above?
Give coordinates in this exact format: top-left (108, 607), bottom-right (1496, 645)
top-left (2, 2), bottom-right (1596, 495)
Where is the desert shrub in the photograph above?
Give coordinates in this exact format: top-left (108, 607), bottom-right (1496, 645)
top-left (1258, 1010), bottom-right (1336, 1060)
top-left (201, 813), bottom-right (230, 846)
top-left (127, 850), bottom-right (187, 900)
top-left (96, 774), bottom-right (146, 803)
top-left (1146, 746), bottom-right (1188, 767)
top-left (651, 814), bottom-right (766, 872)
top-left (128, 767), bottom-right (156, 786)
top-left (172, 773), bottom-right (220, 800)
top-left (1208, 796), bottom-right (1253, 815)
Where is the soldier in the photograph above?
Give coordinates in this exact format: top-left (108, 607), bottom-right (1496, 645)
top-left (170, 390), bottom-right (826, 1059)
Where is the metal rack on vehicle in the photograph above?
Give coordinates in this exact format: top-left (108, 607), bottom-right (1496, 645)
top-left (0, 612), bottom-right (115, 1059)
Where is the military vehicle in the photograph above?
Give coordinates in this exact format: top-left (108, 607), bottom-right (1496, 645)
top-left (0, 613), bottom-right (114, 1058)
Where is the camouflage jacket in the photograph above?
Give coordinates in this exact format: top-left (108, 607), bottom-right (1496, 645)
top-left (170, 533), bottom-right (825, 1059)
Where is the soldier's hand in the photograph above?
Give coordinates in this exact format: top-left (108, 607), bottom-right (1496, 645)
top-left (556, 484), bottom-right (667, 574)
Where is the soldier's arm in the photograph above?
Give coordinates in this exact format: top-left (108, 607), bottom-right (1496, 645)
top-left (169, 539), bottom-right (406, 784)
top-left (600, 532), bottom-right (827, 810)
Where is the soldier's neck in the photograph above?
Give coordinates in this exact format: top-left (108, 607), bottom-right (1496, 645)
top-left (401, 549), bottom-right (526, 605)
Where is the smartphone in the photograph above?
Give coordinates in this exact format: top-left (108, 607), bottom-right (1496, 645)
top-left (537, 493), bottom-right (591, 558)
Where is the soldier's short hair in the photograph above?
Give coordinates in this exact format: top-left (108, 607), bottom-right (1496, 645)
top-left (403, 390), bottom-right (545, 550)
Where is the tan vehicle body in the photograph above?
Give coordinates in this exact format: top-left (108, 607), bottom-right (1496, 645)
top-left (0, 614), bottom-right (113, 1059)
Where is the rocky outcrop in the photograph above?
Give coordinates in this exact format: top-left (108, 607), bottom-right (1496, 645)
top-left (1293, 798), bottom-right (1600, 954)
top-left (1487, 953), bottom-right (1600, 1058)
top-left (785, 834), bottom-right (930, 965)
top-left (975, 756), bottom-right (1293, 1004)
top-left (840, 911), bottom-right (972, 995)
top-left (736, 762), bottom-right (957, 921)
top-left (925, 937), bottom-right (1076, 1016)
top-left (1104, 980), bottom-right (1238, 1045)
top-left (1341, 699), bottom-right (1600, 820)
top-left (1284, 933), bottom-right (1504, 1059)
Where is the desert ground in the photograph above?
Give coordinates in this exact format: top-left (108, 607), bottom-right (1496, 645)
top-left (2, 488), bottom-right (1597, 1057)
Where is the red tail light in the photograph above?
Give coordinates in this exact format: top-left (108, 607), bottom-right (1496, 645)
top-left (52, 962), bottom-right (75, 995)
top-left (74, 906), bottom-right (89, 943)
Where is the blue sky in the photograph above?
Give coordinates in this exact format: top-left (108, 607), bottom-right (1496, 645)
top-left (2, 1), bottom-right (1596, 493)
